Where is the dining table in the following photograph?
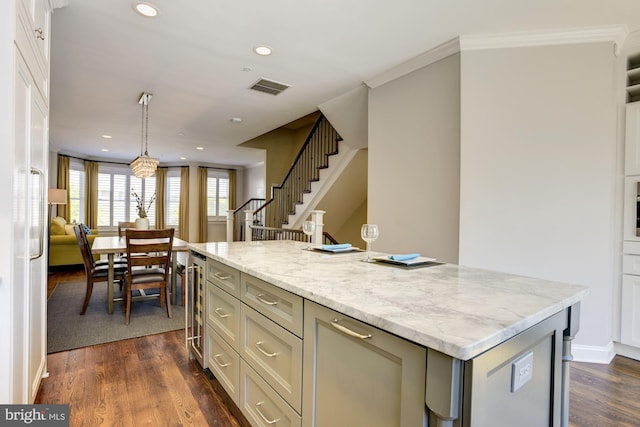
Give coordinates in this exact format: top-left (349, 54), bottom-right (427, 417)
top-left (92, 235), bottom-right (189, 314)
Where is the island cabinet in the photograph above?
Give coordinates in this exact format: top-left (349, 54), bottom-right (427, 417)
top-left (302, 300), bottom-right (427, 427)
top-left (191, 241), bottom-right (585, 427)
top-left (205, 258), bottom-right (304, 426)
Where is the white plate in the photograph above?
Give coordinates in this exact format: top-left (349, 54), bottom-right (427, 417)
top-left (373, 255), bottom-right (437, 266)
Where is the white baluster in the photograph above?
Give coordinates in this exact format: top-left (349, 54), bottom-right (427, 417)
top-left (310, 210), bottom-right (325, 247)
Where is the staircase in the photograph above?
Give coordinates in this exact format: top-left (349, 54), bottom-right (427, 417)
top-left (238, 114), bottom-right (345, 236)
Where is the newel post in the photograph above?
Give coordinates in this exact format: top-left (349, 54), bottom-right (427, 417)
top-left (226, 210), bottom-right (234, 242)
top-left (310, 210), bottom-right (325, 247)
top-left (244, 210), bottom-right (253, 242)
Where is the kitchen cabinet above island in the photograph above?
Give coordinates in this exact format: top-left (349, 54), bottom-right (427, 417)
top-left (188, 240), bottom-right (587, 427)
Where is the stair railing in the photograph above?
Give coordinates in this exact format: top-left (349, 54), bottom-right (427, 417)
top-left (231, 198), bottom-right (265, 241)
top-left (254, 114), bottom-right (341, 228)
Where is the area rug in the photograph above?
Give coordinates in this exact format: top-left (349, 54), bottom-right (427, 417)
top-left (47, 280), bottom-right (185, 353)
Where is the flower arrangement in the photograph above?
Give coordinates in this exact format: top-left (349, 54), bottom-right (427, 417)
top-left (131, 188), bottom-right (156, 219)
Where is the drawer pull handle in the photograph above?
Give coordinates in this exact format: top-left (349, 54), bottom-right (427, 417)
top-left (214, 272), bottom-right (231, 280)
top-left (214, 308), bottom-right (230, 318)
top-left (331, 319), bottom-right (372, 340)
top-left (255, 401), bottom-right (280, 425)
top-left (256, 293), bottom-right (278, 306)
top-left (213, 354), bottom-right (231, 368)
top-left (34, 27), bottom-right (45, 41)
top-left (255, 341), bottom-right (279, 357)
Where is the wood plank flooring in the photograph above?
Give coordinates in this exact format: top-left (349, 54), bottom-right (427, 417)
top-left (41, 267), bottom-right (640, 426)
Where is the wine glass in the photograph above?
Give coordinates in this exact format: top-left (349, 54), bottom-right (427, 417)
top-left (360, 224), bottom-right (379, 262)
top-left (302, 220), bottom-right (316, 250)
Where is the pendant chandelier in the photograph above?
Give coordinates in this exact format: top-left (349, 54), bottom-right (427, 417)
top-left (130, 92), bottom-right (159, 178)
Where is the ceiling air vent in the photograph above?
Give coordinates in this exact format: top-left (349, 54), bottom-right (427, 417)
top-left (249, 78), bottom-right (290, 95)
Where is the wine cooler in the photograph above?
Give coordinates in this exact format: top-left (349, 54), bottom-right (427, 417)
top-left (186, 250), bottom-right (206, 367)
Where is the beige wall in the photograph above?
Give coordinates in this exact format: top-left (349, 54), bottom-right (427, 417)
top-left (315, 149), bottom-right (368, 244)
top-left (241, 115), bottom-right (317, 199)
top-left (368, 53), bottom-right (461, 263)
top-left (458, 42), bottom-right (618, 351)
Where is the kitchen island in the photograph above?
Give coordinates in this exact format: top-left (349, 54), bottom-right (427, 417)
top-left (188, 240), bottom-right (587, 427)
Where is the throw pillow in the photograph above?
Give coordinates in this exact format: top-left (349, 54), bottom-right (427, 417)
top-left (81, 223), bottom-right (92, 235)
top-left (64, 224), bottom-right (75, 235)
top-left (50, 216), bottom-right (67, 235)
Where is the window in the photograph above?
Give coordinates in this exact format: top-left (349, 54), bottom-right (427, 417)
top-left (166, 172), bottom-right (181, 228)
top-left (68, 163), bottom-right (85, 223)
top-left (207, 170), bottom-right (229, 219)
top-left (97, 165), bottom-right (156, 227)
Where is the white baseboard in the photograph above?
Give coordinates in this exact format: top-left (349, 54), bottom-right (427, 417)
top-left (614, 342), bottom-right (640, 362)
top-left (572, 342), bottom-right (616, 364)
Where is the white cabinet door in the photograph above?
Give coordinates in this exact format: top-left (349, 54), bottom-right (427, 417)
top-left (14, 46), bottom-right (48, 403)
top-left (302, 301), bottom-right (426, 427)
top-left (626, 103), bottom-right (640, 175)
top-left (622, 274), bottom-right (640, 347)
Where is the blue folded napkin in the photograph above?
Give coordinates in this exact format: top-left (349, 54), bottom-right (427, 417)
top-left (388, 253), bottom-right (420, 261)
top-left (321, 243), bottom-right (352, 250)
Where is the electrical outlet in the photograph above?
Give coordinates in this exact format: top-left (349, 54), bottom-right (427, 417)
top-left (511, 351), bottom-right (534, 392)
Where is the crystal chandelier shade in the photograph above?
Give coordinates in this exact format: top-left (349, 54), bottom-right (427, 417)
top-left (130, 92), bottom-right (159, 178)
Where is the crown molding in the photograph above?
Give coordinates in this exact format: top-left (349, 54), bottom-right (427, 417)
top-left (365, 26), bottom-right (629, 90)
top-left (365, 38), bottom-right (461, 89)
top-left (460, 25), bottom-right (629, 56)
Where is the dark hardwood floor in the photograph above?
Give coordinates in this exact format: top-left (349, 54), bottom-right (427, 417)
top-left (40, 267), bottom-right (640, 426)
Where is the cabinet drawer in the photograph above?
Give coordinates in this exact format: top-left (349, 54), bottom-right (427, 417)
top-left (206, 281), bottom-right (241, 351)
top-left (241, 305), bottom-right (302, 412)
top-left (240, 360), bottom-right (301, 427)
top-left (623, 255), bottom-right (640, 275)
top-left (241, 273), bottom-right (303, 337)
top-left (206, 326), bottom-right (240, 405)
top-left (207, 258), bottom-right (241, 297)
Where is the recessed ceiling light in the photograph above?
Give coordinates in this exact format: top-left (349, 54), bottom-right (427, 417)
top-left (196, 147), bottom-right (204, 151)
top-left (133, 2), bottom-right (159, 17)
top-left (180, 156), bottom-right (186, 160)
top-left (101, 148), bottom-right (109, 152)
top-left (230, 117), bottom-right (243, 123)
top-left (253, 45), bottom-right (272, 56)
top-left (101, 134), bottom-right (112, 139)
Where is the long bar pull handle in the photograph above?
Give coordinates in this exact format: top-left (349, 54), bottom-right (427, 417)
top-left (255, 341), bottom-right (279, 357)
top-left (214, 271), bottom-right (231, 280)
top-left (214, 308), bottom-right (230, 318)
top-left (256, 293), bottom-right (278, 306)
top-left (213, 354), bottom-right (231, 368)
top-left (331, 319), bottom-right (372, 340)
top-left (30, 168), bottom-right (45, 260)
top-left (255, 401), bottom-right (280, 425)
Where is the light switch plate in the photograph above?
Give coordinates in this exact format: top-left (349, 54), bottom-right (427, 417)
top-left (511, 351), bottom-right (534, 392)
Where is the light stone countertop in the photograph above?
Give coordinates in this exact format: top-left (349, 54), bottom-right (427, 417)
top-left (189, 240), bottom-right (588, 360)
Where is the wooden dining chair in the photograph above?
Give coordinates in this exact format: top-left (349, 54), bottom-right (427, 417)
top-left (123, 228), bottom-right (174, 325)
top-left (74, 225), bottom-right (127, 315)
top-left (118, 221), bottom-right (136, 237)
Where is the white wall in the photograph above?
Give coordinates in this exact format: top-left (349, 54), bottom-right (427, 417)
top-left (369, 54), bottom-right (461, 262)
top-left (244, 162), bottom-right (266, 199)
top-left (458, 43), bottom-right (618, 353)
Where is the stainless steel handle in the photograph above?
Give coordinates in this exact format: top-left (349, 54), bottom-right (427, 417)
top-left (255, 401), bottom-right (280, 425)
top-left (214, 308), bottom-right (230, 318)
top-left (30, 168), bottom-right (45, 260)
top-left (255, 341), bottom-right (279, 357)
top-left (214, 271), bottom-right (231, 280)
top-left (331, 319), bottom-right (372, 340)
top-left (256, 293), bottom-right (278, 306)
top-left (34, 27), bottom-right (45, 40)
top-left (213, 354), bottom-right (231, 368)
